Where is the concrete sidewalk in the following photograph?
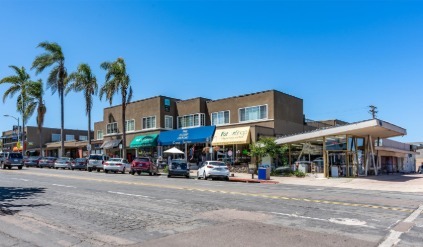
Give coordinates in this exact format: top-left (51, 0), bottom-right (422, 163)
top-left (231, 172), bottom-right (423, 193)
top-left (189, 169), bottom-right (423, 193)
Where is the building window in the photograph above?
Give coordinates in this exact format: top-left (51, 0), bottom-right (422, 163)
top-left (66, 135), bottom-right (75, 141)
top-left (211, 110), bottom-right (230, 126)
top-left (177, 113), bottom-right (205, 129)
top-left (126, 119), bottom-right (135, 132)
top-left (239, 105), bottom-right (268, 122)
top-left (107, 122), bottom-right (118, 134)
top-left (52, 133), bottom-right (61, 142)
top-left (79, 135), bottom-right (88, 141)
top-left (97, 130), bottom-right (103, 140)
top-left (142, 116), bottom-right (156, 130)
top-left (165, 115), bottom-right (173, 129)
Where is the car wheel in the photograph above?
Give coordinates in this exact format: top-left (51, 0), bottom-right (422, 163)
top-left (122, 168), bottom-right (125, 174)
top-left (55, 167), bottom-right (58, 169)
top-left (197, 171), bottom-right (201, 179)
top-left (130, 170), bottom-right (135, 175)
top-left (167, 174), bottom-right (171, 178)
top-left (186, 175), bottom-right (190, 179)
top-left (8, 166), bottom-right (12, 170)
top-left (71, 168), bottom-right (74, 171)
top-left (105, 170), bottom-right (108, 173)
top-left (18, 166), bottom-right (23, 170)
top-left (97, 169), bottom-right (100, 172)
top-left (149, 171), bottom-right (152, 176)
top-left (88, 167), bottom-right (92, 172)
top-left (225, 176), bottom-right (229, 181)
top-left (26, 165), bottom-right (29, 168)
top-left (2, 164), bottom-right (6, 169)
top-left (137, 171), bottom-right (141, 175)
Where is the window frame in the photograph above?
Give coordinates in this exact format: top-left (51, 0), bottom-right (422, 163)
top-left (106, 122), bottom-right (118, 134)
top-left (164, 115), bottom-right (173, 129)
top-left (142, 116), bottom-right (156, 130)
top-left (125, 119), bottom-right (135, 132)
top-left (97, 130), bottom-right (103, 140)
top-left (177, 113), bottom-right (205, 129)
top-left (239, 104), bottom-right (268, 122)
top-left (211, 110), bottom-right (230, 126)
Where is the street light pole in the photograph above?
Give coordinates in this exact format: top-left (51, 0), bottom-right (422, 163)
top-left (4, 114), bottom-right (22, 156)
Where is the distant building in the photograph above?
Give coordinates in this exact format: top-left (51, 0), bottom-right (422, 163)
top-left (1, 126), bottom-right (92, 158)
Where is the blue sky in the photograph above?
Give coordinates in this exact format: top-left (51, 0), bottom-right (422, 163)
top-left (0, 0), bottom-right (422, 142)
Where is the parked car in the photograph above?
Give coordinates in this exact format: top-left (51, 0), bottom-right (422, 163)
top-left (130, 157), bottom-right (158, 176)
top-left (104, 158), bottom-right (130, 174)
top-left (54, 157), bottom-right (74, 169)
top-left (168, 159), bottom-right (190, 178)
top-left (71, 158), bottom-right (88, 170)
top-left (1, 152), bottom-right (24, 170)
top-left (197, 161), bottom-right (230, 181)
top-left (274, 166), bottom-right (292, 175)
top-left (24, 156), bottom-right (42, 168)
top-left (87, 154), bottom-right (109, 172)
top-left (39, 157), bottom-right (57, 168)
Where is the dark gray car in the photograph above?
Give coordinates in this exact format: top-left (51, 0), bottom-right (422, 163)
top-left (168, 159), bottom-right (190, 178)
top-left (1, 152), bottom-right (24, 170)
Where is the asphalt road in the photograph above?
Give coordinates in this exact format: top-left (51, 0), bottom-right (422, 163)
top-left (0, 168), bottom-right (422, 247)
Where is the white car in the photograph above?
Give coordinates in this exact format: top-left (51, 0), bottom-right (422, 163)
top-left (103, 158), bottom-right (130, 174)
top-left (197, 161), bottom-right (230, 181)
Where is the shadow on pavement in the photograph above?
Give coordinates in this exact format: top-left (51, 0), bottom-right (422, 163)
top-left (359, 174), bottom-right (423, 182)
top-left (0, 187), bottom-right (49, 216)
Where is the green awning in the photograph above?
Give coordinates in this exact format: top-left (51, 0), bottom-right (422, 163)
top-left (130, 134), bottom-right (158, 148)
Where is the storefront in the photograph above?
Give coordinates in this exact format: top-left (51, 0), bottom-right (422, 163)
top-left (211, 126), bottom-right (251, 165)
top-left (275, 119), bottom-right (411, 177)
top-left (158, 126), bottom-right (216, 163)
top-left (100, 139), bottom-right (122, 158)
top-left (129, 133), bottom-right (159, 158)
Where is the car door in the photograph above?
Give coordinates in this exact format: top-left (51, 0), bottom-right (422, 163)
top-left (198, 162), bottom-right (205, 177)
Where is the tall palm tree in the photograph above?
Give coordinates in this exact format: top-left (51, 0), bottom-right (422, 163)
top-left (65, 63), bottom-right (98, 147)
top-left (99, 58), bottom-right (133, 159)
top-left (25, 79), bottom-right (47, 156)
top-left (0, 65), bottom-right (32, 155)
top-left (32, 41), bottom-right (67, 157)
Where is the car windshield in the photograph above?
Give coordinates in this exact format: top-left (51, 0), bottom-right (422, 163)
top-left (9, 153), bottom-right (23, 159)
top-left (89, 155), bottom-right (103, 160)
top-left (208, 161), bottom-right (226, 166)
top-left (136, 158), bottom-right (149, 162)
top-left (110, 158), bottom-right (122, 162)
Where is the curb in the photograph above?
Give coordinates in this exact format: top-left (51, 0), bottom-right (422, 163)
top-left (229, 177), bottom-right (279, 184)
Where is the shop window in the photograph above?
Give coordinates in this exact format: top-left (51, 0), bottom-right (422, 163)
top-left (165, 115), bottom-right (173, 129)
top-left (143, 116), bottom-right (156, 130)
top-left (239, 105), bottom-right (267, 122)
top-left (177, 113), bottom-right (205, 129)
top-left (126, 119), bottom-right (135, 132)
top-left (97, 130), bottom-right (103, 140)
top-left (211, 111), bottom-right (230, 126)
top-left (107, 122), bottom-right (118, 134)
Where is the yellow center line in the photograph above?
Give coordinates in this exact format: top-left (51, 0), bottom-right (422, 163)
top-left (8, 170), bottom-right (413, 213)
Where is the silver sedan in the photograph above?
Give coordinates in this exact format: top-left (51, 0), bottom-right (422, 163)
top-left (54, 157), bottom-right (74, 170)
top-left (103, 158), bottom-right (130, 174)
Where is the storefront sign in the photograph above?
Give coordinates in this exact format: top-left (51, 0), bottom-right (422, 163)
top-left (212, 127), bottom-right (251, 145)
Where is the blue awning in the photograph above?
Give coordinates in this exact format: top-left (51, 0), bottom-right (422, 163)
top-left (158, 126), bottom-right (216, 146)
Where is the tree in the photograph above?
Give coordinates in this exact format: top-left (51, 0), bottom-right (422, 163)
top-left (25, 79), bottom-right (46, 156)
top-left (99, 58), bottom-right (133, 159)
top-left (249, 137), bottom-right (289, 171)
top-left (0, 65), bottom-right (33, 155)
top-left (32, 42), bottom-right (67, 157)
top-left (66, 63), bottom-right (98, 147)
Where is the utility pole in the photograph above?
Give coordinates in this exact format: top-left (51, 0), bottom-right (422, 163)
top-left (368, 105), bottom-right (378, 119)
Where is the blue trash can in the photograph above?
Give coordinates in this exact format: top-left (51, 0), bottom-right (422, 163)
top-left (258, 168), bottom-right (266, 180)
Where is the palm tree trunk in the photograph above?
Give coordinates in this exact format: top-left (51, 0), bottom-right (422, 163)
top-left (39, 129), bottom-right (43, 156)
top-left (121, 99), bottom-right (126, 159)
top-left (60, 89), bottom-right (65, 157)
top-left (88, 106), bottom-right (91, 146)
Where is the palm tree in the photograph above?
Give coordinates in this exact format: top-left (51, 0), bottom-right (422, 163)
top-left (32, 41), bottom-right (67, 157)
top-left (25, 79), bottom-right (47, 156)
top-left (65, 63), bottom-right (98, 147)
top-left (99, 58), bottom-right (133, 159)
top-left (0, 65), bottom-right (32, 155)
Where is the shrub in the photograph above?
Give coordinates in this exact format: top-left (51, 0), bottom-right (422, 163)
top-left (294, 170), bottom-right (306, 177)
top-left (163, 165), bottom-right (169, 173)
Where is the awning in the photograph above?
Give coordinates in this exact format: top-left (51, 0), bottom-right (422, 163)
top-left (276, 119), bottom-right (407, 145)
top-left (212, 126), bottom-right (251, 145)
top-left (130, 134), bottom-right (158, 148)
top-left (100, 139), bottom-right (122, 149)
top-left (158, 126), bottom-right (215, 146)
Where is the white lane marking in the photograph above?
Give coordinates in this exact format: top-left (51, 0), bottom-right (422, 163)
top-left (270, 212), bottom-right (374, 228)
top-left (52, 184), bottom-right (76, 188)
top-left (11, 178), bottom-right (30, 182)
top-left (108, 191), bottom-right (154, 199)
top-left (379, 204), bottom-right (423, 247)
